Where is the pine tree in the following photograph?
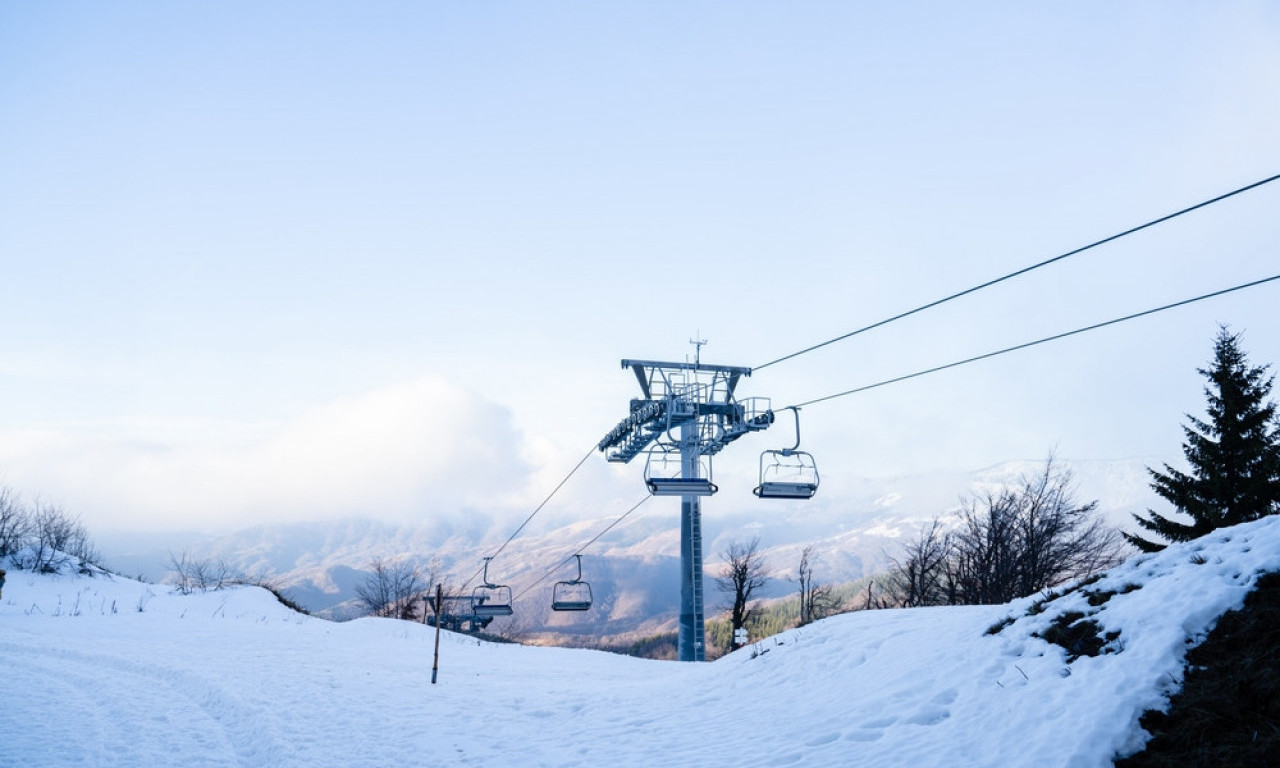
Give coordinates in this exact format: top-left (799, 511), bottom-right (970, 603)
top-left (1127, 328), bottom-right (1280, 552)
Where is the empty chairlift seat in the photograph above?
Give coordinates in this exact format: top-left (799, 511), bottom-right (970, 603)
top-left (471, 557), bottom-right (514, 617)
top-left (754, 450), bottom-right (819, 499)
top-left (644, 448), bottom-right (717, 497)
top-left (753, 407), bottom-right (820, 500)
top-left (646, 477), bottom-right (718, 496)
top-left (472, 586), bottom-right (514, 617)
top-left (551, 555), bottom-right (593, 612)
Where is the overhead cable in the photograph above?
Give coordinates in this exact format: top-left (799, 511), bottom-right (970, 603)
top-left (460, 444), bottom-right (597, 590)
top-left (788, 273), bottom-right (1280, 409)
top-left (513, 494), bottom-right (652, 602)
top-left (755, 173), bottom-right (1280, 372)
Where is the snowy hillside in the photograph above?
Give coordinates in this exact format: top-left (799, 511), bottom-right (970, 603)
top-left (6, 516), bottom-right (1280, 767)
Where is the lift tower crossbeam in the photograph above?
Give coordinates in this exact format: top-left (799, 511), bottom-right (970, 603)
top-left (598, 356), bottom-right (772, 661)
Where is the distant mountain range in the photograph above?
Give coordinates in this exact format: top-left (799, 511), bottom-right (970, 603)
top-left (96, 457), bottom-right (1164, 644)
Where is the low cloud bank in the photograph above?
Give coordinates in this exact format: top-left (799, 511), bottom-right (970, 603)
top-left (0, 376), bottom-right (555, 532)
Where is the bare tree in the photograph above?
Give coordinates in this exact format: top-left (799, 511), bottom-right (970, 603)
top-left (797, 546), bottom-right (836, 626)
top-left (856, 578), bottom-right (893, 611)
top-left (949, 488), bottom-right (1023, 605)
top-left (356, 557), bottom-right (425, 620)
top-left (948, 456), bottom-right (1126, 605)
top-left (715, 537), bottom-right (769, 648)
top-left (1012, 458), bottom-right (1125, 594)
top-left (0, 487), bottom-right (31, 558)
top-left (886, 517), bottom-right (952, 607)
top-left (422, 558), bottom-right (449, 599)
top-left (357, 558), bottom-right (395, 617)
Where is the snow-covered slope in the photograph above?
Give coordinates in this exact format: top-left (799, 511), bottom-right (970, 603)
top-left (8, 514), bottom-right (1272, 768)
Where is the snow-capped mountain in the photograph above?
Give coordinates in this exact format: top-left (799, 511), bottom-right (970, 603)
top-left (97, 457), bottom-right (1163, 637)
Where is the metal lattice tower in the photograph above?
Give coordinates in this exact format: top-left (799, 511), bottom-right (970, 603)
top-left (598, 355), bottom-right (773, 661)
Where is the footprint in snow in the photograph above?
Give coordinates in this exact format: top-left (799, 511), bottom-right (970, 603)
top-left (843, 729), bottom-right (885, 742)
top-left (932, 688), bottom-right (958, 705)
top-left (767, 751), bottom-right (804, 765)
top-left (804, 732), bottom-right (840, 747)
top-left (903, 706), bottom-right (950, 726)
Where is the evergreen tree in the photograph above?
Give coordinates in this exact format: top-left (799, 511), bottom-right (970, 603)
top-left (1127, 328), bottom-right (1280, 552)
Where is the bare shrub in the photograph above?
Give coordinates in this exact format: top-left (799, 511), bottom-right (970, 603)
top-left (19, 502), bottom-right (96, 572)
top-left (168, 551), bottom-right (237, 594)
top-left (356, 557), bottom-right (425, 620)
top-left (890, 456), bottom-right (1127, 607)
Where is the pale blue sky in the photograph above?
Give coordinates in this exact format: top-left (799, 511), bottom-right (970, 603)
top-left (2, 2), bottom-right (1278, 533)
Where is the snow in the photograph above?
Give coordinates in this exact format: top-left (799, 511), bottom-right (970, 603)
top-left (6, 517), bottom-right (1280, 767)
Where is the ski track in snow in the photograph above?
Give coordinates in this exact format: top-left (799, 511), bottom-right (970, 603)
top-left (2, 641), bottom-right (269, 767)
top-left (5, 517), bottom-right (1280, 767)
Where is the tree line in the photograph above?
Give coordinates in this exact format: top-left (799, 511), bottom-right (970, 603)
top-left (714, 455), bottom-right (1123, 636)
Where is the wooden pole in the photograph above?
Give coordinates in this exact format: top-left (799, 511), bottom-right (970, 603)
top-left (431, 583), bottom-right (443, 684)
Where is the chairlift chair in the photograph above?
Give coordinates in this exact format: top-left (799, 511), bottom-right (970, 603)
top-left (754, 407), bottom-right (819, 500)
top-left (643, 446), bottom-right (717, 497)
top-left (471, 557), bottom-right (514, 617)
top-left (551, 554), bottom-right (593, 612)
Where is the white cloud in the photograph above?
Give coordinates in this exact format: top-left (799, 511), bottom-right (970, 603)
top-left (0, 377), bottom-right (540, 532)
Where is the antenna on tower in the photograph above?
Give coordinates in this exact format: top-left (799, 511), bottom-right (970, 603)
top-left (689, 333), bottom-right (707, 366)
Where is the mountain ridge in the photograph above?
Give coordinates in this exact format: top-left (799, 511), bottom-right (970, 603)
top-left (97, 457), bottom-right (1163, 632)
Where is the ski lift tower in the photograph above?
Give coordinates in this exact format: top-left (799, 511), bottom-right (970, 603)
top-left (597, 345), bottom-right (773, 661)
